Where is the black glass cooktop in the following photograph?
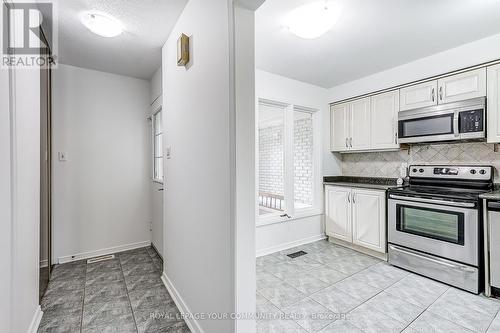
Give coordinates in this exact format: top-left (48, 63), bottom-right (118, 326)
top-left (389, 185), bottom-right (491, 201)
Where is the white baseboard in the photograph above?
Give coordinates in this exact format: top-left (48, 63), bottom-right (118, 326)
top-left (27, 306), bottom-right (43, 333)
top-left (58, 240), bottom-right (151, 264)
top-left (161, 272), bottom-right (204, 333)
top-left (256, 234), bottom-right (327, 257)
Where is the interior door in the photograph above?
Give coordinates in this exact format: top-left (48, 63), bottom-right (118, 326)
top-left (352, 189), bottom-right (385, 253)
top-left (330, 103), bottom-right (349, 151)
top-left (371, 91), bottom-right (399, 149)
top-left (350, 98), bottom-right (371, 150)
top-left (437, 68), bottom-right (486, 104)
top-left (400, 80), bottom-right (438, 111)
top-left (325, 186), bottom-right (352, 242)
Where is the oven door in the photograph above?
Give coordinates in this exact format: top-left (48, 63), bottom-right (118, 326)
top-left (388, 195), bottom-right (479, 266)
top-left (398, 110), bottom-right (458, 143)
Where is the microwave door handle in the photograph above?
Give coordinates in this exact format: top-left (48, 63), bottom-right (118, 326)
top-left (454, 112), bottom-right (460, 137)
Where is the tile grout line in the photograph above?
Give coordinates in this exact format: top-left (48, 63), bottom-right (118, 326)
top-left (258, 251), bottom-right (382, 311)
top-left (397, 286), bottom-right (451, 332)
top-left (485, 307), bottom-right (500, 332)
top-left (118, 253), bottom-right (140, 333)
top-left (80, 261), bottom-right (88, 333)
top-left (338, 271), bottom-right (409, 333)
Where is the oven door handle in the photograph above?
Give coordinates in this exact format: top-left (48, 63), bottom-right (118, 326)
top-left (389, 194), bottom-right (476, 208)
top-left (389, 245), bottom-right (475, 271)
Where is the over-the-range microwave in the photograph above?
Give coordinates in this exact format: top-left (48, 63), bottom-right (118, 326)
top-left (398, 97), bottom-right (485, 144)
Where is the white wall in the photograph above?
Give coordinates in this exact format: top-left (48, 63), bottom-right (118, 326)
top-left (255, 70), bottom-right (339, 254)
top-left (161, 0), bottom-right (251, 331)
top-left (52, 64), bottom-right (151, 262)
top-left (0, 67), bottom-right (11, 333)
top-left (328, 32), bottom-right (500, 102)
top-left (234, 4), bottom-right (257, 333)
top-left (150, 66), bottom-right (162, 105)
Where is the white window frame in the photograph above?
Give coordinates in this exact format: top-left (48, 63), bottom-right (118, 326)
top-left (257, 98), bottom-right (322, 227)
top-left (152, 108), bottom-right (164, 184)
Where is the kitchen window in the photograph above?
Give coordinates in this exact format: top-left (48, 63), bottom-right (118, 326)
top-left (257, 99), bottom-right (320, 225)
top-left (152, 110), bottom-right (163, 182)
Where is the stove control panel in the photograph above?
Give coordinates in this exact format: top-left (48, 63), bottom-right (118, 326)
top-left (410, 165), bottom-right (492, 180)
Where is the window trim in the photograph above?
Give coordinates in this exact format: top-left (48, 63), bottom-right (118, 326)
top-left (257, 99), bottom-right (322, 227)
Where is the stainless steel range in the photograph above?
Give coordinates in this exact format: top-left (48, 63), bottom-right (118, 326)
top-left (388, 165), bottom-right (493, 294)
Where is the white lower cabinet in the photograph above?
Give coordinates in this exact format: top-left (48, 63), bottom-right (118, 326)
top-left (325, 186), bottom-right (352, 242)
top-left (325, 185), bottom-right (386, 253)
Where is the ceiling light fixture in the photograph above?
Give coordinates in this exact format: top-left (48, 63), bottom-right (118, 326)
top-left (81, 12), bottom-right (124, 38)
top-left (286, 1), bottom-right (341, 39)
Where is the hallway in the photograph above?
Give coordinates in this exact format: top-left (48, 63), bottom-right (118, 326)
top-left (38, 247), bottom-right (189, 333)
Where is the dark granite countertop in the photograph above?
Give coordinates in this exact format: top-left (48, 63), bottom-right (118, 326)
top-left (323, 176), bottom-right (404, 190)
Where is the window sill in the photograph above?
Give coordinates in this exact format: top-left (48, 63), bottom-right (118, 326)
top-left (256, 209), bottom-right (322, 228)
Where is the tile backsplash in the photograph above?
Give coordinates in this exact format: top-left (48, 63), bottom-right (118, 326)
top-left (341, 142), bottom-right (500, 181)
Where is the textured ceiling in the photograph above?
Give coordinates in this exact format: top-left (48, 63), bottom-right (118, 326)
top-left (256, 0), bottom-right (500, 88)
top-left (51, 0), bottom-right (188, 79)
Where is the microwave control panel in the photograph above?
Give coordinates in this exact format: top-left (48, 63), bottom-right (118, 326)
top-left (460, 109), bottom-right (483, 133)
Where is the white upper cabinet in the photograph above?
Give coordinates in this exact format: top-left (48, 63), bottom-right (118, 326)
top-left (331, 103), bottom-right (350, 151)
top-left (437, 68), bottom-right (486, 104)
top-left (400, 80), bottom-right (438, 111)
top-left (330, 98), bottom-right (371, 152)
top-left (350, 98), bottom-right (371, 150)
top-left (370, 91), bottom-right (399, 150)
top-left (488, 64), bottom-right (500, 143)
top-left (400, 69), bottom-right (486, 111)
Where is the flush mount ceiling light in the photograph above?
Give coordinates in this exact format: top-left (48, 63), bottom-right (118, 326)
top-left (80, 12), bottom-right (124, 38)
top-left (286, 1), bottom-right (341, 39)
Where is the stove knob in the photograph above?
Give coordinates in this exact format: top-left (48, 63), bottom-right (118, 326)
top-left (470, 169), bottom-right (477, 174)
top-left (419, 168), bottom-right (424, 173)
top-left (479, 169), bottom-right (487, 175)
top-left (412, 168), bottom-right (418, 173)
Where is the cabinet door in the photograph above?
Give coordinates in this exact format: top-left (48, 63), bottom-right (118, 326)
top-left (352, 189), bottom-right (386, 253)
top-left (350, 98), bottom-right (371, 150)
top-left (331, 103), bottom-right (349, 151)
top-left (437, 68), bottom-right (486, 104)
top-left (488, 64), bottom-right (500, 143)
top-left (400, 81), bottom-right (438, 111)
top-left (371, 91), bottom-right (399, 150)
top-left (325, 186), bottom-right (352, 242)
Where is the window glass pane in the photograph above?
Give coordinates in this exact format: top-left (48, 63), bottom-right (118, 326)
top-left (153, 110), bottom-right (163, 181)
top-left (293, 111), bottom-right (313, 210)
top-left (258, 103), bottom-right (285, 216)
top-left (155, 133), bottom-right (163, 158)
top-left (400, 207), bottom-right (462, 244)
top-left (154, 111), bottom-right (162, 135)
